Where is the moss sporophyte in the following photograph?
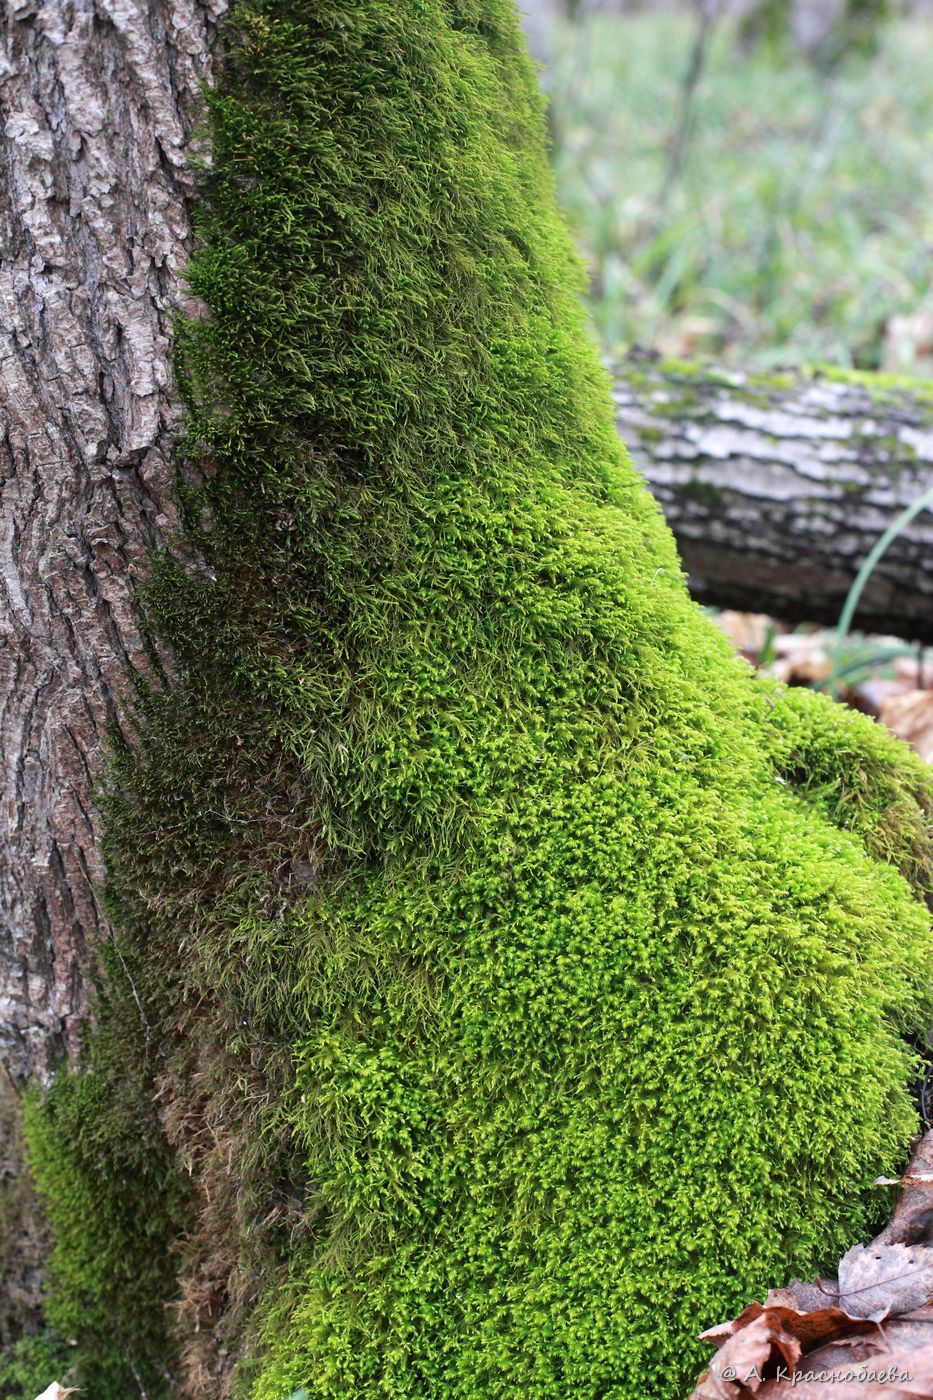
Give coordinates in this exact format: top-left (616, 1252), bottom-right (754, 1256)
top-left (20, 3), bottom-right (933, 1398)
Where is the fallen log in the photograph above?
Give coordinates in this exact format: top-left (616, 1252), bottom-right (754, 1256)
top-left (613, 356), bottom-right (933, 642)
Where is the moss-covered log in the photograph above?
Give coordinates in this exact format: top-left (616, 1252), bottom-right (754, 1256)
top-left (4, 4), bottom-right (933, 1400)
top-left (614, 355), bottom-right (933, 641)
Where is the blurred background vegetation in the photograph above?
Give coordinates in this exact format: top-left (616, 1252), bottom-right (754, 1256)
top-left (523, 0), bottom-right (933, 373)
top-left (519, 0), bottom-right (933, 752)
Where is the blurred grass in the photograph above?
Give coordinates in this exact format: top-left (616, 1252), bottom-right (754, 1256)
top-left (546, 13), bottom-right (933, 369)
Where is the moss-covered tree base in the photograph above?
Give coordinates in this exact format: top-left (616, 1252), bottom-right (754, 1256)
top-left (20, 3), bottom-right (933, 1398)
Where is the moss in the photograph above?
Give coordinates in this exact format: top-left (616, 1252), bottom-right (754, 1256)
top-left (812, 362), bottom-right (933, 418)
top-left (743, 369), bottom-right (796, 393)
top-left (0, 1332), bottom-right (72, 1400)
top-left (22, 949), bottom-right (188, 1399)
top-left (0, 1082), bottom-right (67, 1399)
top-left (644, 358), bottom-right (933, 431)
top-left (636, 362), bottom-right (798, 416)
top-left (760, 681), bottom-right (933, 893)
top-left (28, 2), bottom-right (933, 1398)
top-left (675, 476), bottom-right (727, 509)
top-left (647, 387), bottom-right (701, 416)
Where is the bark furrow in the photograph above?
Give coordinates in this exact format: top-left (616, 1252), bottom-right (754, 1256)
top-left (0, 0), bottom-right (223, 1088)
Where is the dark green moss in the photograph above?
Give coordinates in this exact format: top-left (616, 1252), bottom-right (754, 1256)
top-left (0, 1332), bottom-right (71, 1400)
top-left (675, 475), bottom-right (727, 509)
top-left (27, 3), bottom-right (933, 1398)
top-left (22, 947), bottom-right (187, 1399)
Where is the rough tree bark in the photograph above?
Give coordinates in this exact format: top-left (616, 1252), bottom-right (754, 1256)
top-left (0, 0), bottom-right (222, 1339)
top-left (0, 0), bottom-right (222, 1092)
top-left (614, 356), bottom-right (933, 641)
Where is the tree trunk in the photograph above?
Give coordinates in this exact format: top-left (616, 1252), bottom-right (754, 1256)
top-left (0, 0), bottom-right (221, 1341)
top-left (0, 0), bottom-right (221, 1091)
top-left (1, 6), bottom-right (932, 1395)
top-left (1, 0), bottom-right (925, 1129)
top-left (735, 0), bottom-right (889, 61)
top-left (613, 355), bottom-right (933, 641)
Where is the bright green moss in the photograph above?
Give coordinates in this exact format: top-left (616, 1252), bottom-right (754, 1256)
top-left (761, 681), bottom-right (933, 887)
top-left (0, 1072), bottom-right (66, 1400)
top-left (28, 2), bottom-right (933, 1397)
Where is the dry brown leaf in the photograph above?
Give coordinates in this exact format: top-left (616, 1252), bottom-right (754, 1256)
top-left (756, 1340), bottom-right (933, 1397)
top-left (878, 690), bottom-right (933, 763)
top-left (771, 634), bottom-right (832, 685)
top-left (694, 1312), bottom-right (933, 1399)
top-left (766, 1280), bottom-right (840, 1314)
top-left (699, 1290), bottom-right (875, 1348)
top-left (716, 612), bottom-right (773, 659)
top-left (691, 1135), bottom-right (933, 1398)
top-left (883, 308), bottom-right (933, 375)
top-left (894, 656), bottom-right (933, 687)
top-left (691, 1302), bottom-right (877, 1398)
top-left (837, 1242), bottom-right (933, 1321)
top-left (802, 1304), bottom-right (933, 1367)
top-left (691, 1311), bottom-right (801, 1397)
top-left (875, 1138), bottom-right (933, 1250)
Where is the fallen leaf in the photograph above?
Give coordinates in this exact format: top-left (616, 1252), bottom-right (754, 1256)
top-left (883, 308), bottom-right (933, 375)
top-left (894, 656), bottom-right (933, 687)
top-left (837, 1242), bottom-right (933, 1321)
top-left (756, 1339), bottom-right (933, 1397)
top-left (878, 690), bottom-right (933, 762)
top-left (691, 1311), bottom-right (800, 1397)
top-left (691, 1134), bottom-right (933, 1398)
top-left (875, 1137), bottom-right (933, 1249)
top-left (771, 634), bottom-right (832, 685)
top-left (716, 612), bottom-right (773, 660)
top-left (767, 1280), bottom-right (840, 1314)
